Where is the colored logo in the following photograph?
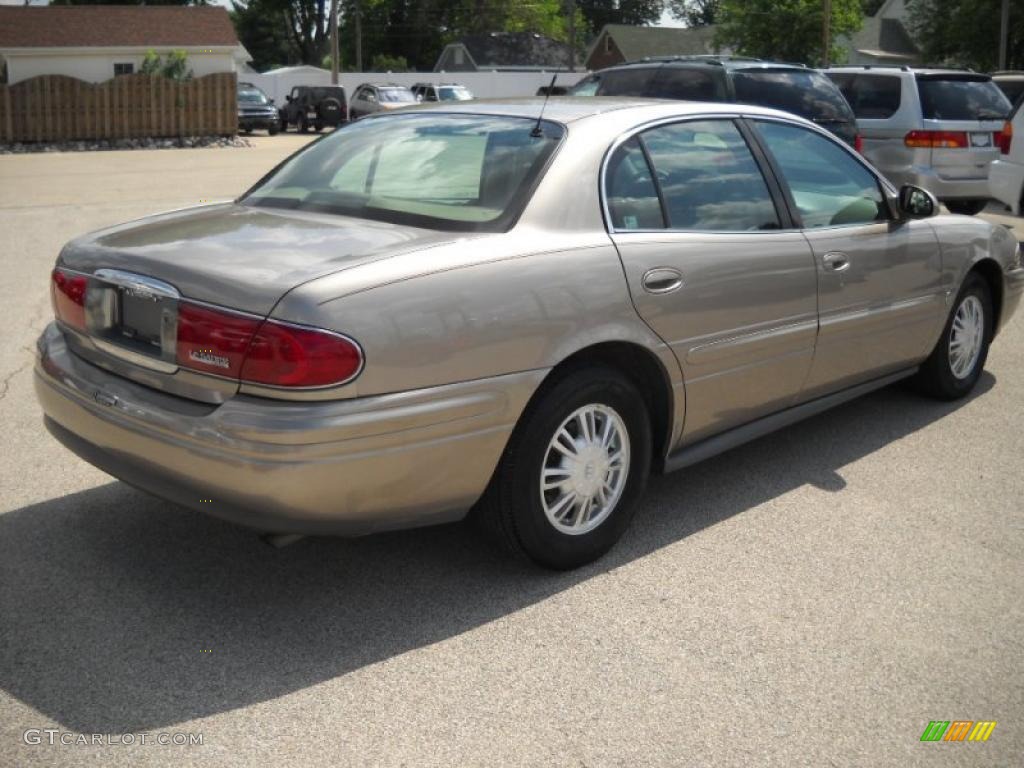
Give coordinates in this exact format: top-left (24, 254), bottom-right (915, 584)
top-left (920, 721), bottom-right (997, 742)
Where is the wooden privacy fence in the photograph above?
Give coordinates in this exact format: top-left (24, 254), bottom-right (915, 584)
top-left (0, 73), bottom-right (238, 143)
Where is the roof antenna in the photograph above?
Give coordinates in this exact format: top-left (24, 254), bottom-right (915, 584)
top-left (530, 73), bottom-right (559, 138)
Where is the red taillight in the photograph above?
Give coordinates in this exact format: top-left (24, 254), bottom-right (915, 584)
top-left (51, 268), bottom-right (87, 330)
top-left (904, 130), bottom-right (968, 148)
top-left (854, 134), bottom-right (864, 154)
top-left (996, 121), bottom-right (1013, 154)
top-left (240, 320), bottom-right (362, 387)
top-left (175, 301), bottom-right (362, 388)
top-left (176, 302), bottom-right (261, 378)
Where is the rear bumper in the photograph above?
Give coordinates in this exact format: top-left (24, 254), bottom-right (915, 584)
top-left (35, 323), bottom-right (543, 535)
top-left (989, 159), bottom-right (1024, 215)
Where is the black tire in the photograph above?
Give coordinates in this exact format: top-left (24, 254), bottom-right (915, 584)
top-left (313, 121), bottom-right (323, 132)
top-left (912, 273), bottom-right (992, 400)
top-left (945, 200), bottom-right (987, 216)
top-left (475, 366), bottom-right (651, 570)
top-left (298, 115), bottom-right (309, 133)
top-left (267, 124), bottom-right (280, 136)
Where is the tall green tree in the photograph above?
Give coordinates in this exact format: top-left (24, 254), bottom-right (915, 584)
top-left (577, 0), bottom-right (665, 36)
top-left (906, 0), bottom-right (1023, 71)
top-left (668, 0), bottom-right (719, 26)
top-left (232, 0), bottom-right (297, 71)
top-left (714, 0), bottom-right (863, 66)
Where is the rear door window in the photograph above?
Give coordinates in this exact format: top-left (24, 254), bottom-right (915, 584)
top-left (596, 67), bottom-right (659, 97)
top-left (733, 69), bottom-right (855, 123)
top-left (916, 76), bottom-right (1011, 120)
top-left (649, 67), bottom-right (725, 101)
top-left (605, 138), bottom-right (664, 230)
top-left (640, 119), bottom-right (781, 231)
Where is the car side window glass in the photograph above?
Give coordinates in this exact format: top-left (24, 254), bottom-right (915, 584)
top-left (650, 67), bottom-right (724, 101)
top-left (640, 120), bottom-right (781, 231)
top-left (570, 75), bottom-right (600, 96)
top-left (849, 75), bottom-right (901, 119)
top-left (605, 137), bottom-right (664, 230)
top-left (597, 68), bottom-right (657, 96)
top-left (755, 121), bottom-right (887, 228)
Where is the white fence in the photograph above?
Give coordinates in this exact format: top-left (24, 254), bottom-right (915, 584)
top-left (245, 67), bottom-right (589, 106)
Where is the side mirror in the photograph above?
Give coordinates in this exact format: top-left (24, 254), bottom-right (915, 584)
top-left (285, 95), bottom-right (292, 102)
top-left (897, 185), bottom-right (938, 218)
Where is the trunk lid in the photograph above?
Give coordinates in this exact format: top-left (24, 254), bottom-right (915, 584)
top-left (55, 203), bottom-right (472, 402)
top-left (59, 202), bottom-right (461, 316)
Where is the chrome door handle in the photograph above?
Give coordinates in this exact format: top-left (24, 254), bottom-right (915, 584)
top-left (822, 252), bottom-right (851, 272)
top-left (642, 267), bottom-right (684, 294)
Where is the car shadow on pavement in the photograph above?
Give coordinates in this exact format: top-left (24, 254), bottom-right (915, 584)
top-left (0, 374), bottom-right (995, 733)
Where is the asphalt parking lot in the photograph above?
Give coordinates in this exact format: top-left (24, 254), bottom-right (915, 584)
top-left (1, 134), bottom-right (1023, 767)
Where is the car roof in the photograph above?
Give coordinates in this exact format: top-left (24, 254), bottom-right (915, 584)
top-left (827, 65), bottom-right (993, 78)
top-left (391, 97), bottom-right (815, 125)
top-left (599, 57), bottom-right (810, 73)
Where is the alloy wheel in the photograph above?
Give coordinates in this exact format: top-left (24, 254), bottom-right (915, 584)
top-left (949, 294), bottom-right (984, 380)
top-left (539, 404), bottom-right (630, 535)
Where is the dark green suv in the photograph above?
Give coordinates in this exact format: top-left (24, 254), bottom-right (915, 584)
top-left (571, 56), bottom-right (860, 148)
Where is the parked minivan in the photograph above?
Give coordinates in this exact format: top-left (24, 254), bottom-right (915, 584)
top-left (569, 56), bottom-right (861, 148)
top-left (989, 95), bottom-right (1024, 214)
top-left (826, 66), bottom-right (1013, 215)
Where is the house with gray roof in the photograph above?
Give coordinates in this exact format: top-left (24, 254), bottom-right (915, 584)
top-left (434, 31), bottom-right (572, 73)
top-left (837, 0), bottom-right (920, 65)
top-left (583, 24), bottom-right (726, 71)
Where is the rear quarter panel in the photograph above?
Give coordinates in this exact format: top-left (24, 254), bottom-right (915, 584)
top-left (270, 231), bottom-right (680, 399)
top-left (928, 214), bottom-right (1020, 332)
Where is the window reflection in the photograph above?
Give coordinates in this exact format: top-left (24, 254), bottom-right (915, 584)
top-left (641, 120), bottom-right (781, 232)
top-left (756, 121), bottom-right (887, 228)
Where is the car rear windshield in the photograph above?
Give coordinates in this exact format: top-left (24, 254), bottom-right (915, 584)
top-left (308, 87), bottom-right (346, 101)
top-left (379, 88), bottom-right (416, 103)
top-left (916, 75), bottom-right (1011, 120)
top-left (732, 69), bottom-right (855, 124)
top-left (241, 114), bottom-right (564, 232)
top-left (439, 86), bottom-right (473, 101)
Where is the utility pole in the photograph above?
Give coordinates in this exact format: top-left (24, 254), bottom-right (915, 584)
top-left (330, 0), bottom-right (340, 84)
top-left (998, 0), bottom-right (1009, 70)
top-left (355, 0), bottom-right (363, 73)
top-left (566, 0), bottom-right (575, 72)
top-left (822, 0), bottom-right (831, 68)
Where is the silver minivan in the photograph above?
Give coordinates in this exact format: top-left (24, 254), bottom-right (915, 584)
top-left (826, 67), bottom-right (1013, 215)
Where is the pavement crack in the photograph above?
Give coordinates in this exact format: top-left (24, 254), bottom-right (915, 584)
top-left (0, 356), bottom-right (31, 402)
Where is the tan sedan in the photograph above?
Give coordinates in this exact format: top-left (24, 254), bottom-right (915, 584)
top-left (35, 99), bottom-right (1024, 569)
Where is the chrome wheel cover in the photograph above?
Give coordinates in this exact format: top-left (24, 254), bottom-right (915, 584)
top-left (540, 404), bottom-right (630, 535)
top-left (949, 294), bottom-right (984, 380)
